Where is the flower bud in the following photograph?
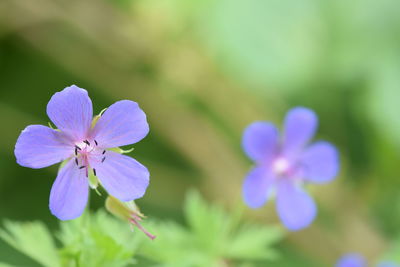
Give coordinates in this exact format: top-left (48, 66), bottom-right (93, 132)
top-left (105, 196), bottom-right (156, 240)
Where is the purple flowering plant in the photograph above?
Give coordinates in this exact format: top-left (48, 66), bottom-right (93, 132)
top-left (336, 253), bottom-right (399, 267)
top-left (242, 107), bottom-right (339, 231)
top-left (15, 85), bottom-right (150, 221)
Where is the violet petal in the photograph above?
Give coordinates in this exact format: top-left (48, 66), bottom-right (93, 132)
top-left (90, 151), bottom-right (149, 201)
top-left (302, 141), bottom-right (339, 184)
top-left (90, 100), bottom-right (149, 148)
top-left (15, 125), bottom-right (73, 169)
top-left (336, 254), bottom-right (366, 267)
top-left (242, 121), bottom-right (279, 162)
top-left (283, 107), bottom-right (318, 158)
top-left (243, 166), bottom-right (276, 208)
top-left (49, 159), bottom-right (89, 220)
top-left (47, 85), bottom-right (93, 141)
top-left (276, 180), bottom-right (316, 231)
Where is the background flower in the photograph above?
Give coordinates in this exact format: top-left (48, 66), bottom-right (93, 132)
top-left (242, 107), bottom-right (339, 230)
top-left (336, 253), bottom-right (399, 267)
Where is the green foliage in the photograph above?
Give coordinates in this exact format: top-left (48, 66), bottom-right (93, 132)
top-left (0, 211), bottom-right (142, 267)
top-left (57, 211), bottom-right (142, 267)
top-left (0, 221), bottom-right (60, 267)
top-left (140, 190), bottom-right (284, 266)
top-left (0, 191), bottom-right (283, 267)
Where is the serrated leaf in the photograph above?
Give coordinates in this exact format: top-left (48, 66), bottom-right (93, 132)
top-left (140, 221), bottom-right (192, 264)
top-left (0, 221), bottom-right (60, 267)
top-left (224, 224), bottom-right (284, 260)
top-left (142, 190), bottom-right (283, 266)
top-left (184, 190), bottom-right (230, 251)
top-left (58, 210), bottom-right (142, 267)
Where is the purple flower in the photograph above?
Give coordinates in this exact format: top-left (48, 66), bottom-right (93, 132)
top-left (336, 254), bottom-right (399, 267)
top-left (15, 85), bottom-right (150, 220)
top-left (242, 107), bottom-right (339, 230)
top-left (336, 254), bottom-right (367, 267)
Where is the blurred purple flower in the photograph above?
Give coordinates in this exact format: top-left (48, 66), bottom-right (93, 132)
top-left (336, 254), bottom-right (367, 267)
top-left (336, 253), bottom-right (399, 267)
top-left (15, 85), bottom-right (150, 220)
top-left (242, 107), bottom-right (339, 230)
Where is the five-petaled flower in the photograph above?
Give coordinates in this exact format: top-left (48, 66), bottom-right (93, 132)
top-left (336, 253), bottom-right (399, 267)
top-left (15, 85), bottom-right (150, 220)
top-left (242, 107), bottom-right (339, 231)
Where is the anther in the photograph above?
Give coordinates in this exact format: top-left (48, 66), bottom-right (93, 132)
top-left (84, 140), bottom-right (90, 146)
top-left (101, 157), bottom-right (106, 163)
top-left (75, 158), bottom-right (78, 165)
top-left (94, 140), bottom-right (98, 146)
top-left (74, 148), bottom-right (78, 156)
top-left (93, 168), bottom-right (97, 176)
top-left (75, 145), bottom-right (81, 150)
top-left (79, 166), bottom-right (86, 169)
top-left (102, 150), bottom-right (106, 155)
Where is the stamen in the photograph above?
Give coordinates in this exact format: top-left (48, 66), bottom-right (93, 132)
top-left (75, 158), bottom-right (78, 165)
top-left (93, 168), bottom-right (97, 176)
top-left (79, 166), bottom-right (86, 169)
top-left (101, 157), bottom-right (106, 163)
top-left (94, 140), bottom-right (98, 146)
top-left (74, 148), bottom-right (77, 156)
top-left (75, 145), bottom-right (81, 151)
top-left (129, 217), bottom-right (156, 240)
top-left (102, 150), bottom-right (106, 155)
top-left (84, 140), bottom-right (90, 146)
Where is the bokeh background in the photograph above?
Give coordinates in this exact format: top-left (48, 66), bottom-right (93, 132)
top-left (1, 0), bottom-right (400, 266)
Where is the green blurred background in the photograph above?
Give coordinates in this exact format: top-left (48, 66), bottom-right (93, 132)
top-left (1, 0), bottom-right (400, 266)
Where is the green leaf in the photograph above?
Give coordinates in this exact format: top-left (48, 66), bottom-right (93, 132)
top-left (224, 224), bottom-right (283, 260)
top-left (0, 221), bottom-right (60, 267)
top-left (139, 221), bottom-right (193, 264)
top-left (140, 190), bottom-right (283, 266)
top-left (57, 210), bottom-right (143, 267)
top-left (184, 190), bottom-right (230, 252)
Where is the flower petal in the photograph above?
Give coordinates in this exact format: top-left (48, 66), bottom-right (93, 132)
top-left (243, 166), bottom-right (276, 208)
top-left (49, 159), bottom-right (89, 220)
top-left (302, 141), bottom-right (340, 184)
top-left (47, 85), bottom-right (93, 141)
top-left (276, 180), bottom-right (316, 231)
top-left (336, 254), bottom-right (366, 267)
top-left (283, 107), bottom-right (318, 158)
top-left (90, 151), bottom-right (149, 201)
top-left (242, 122), bottom-right (279, 162)
top-left (90, 100), bottom-right (149, 148)
top-left (15, 125), bottom-right (73, 169)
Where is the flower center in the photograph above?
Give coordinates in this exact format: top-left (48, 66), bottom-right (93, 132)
top-left (272, 157), bottom-right (290, 176)
top-left (73, 139), bottom-right (106, 177)
top-left (75, 140), bottom-right (95, 155)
